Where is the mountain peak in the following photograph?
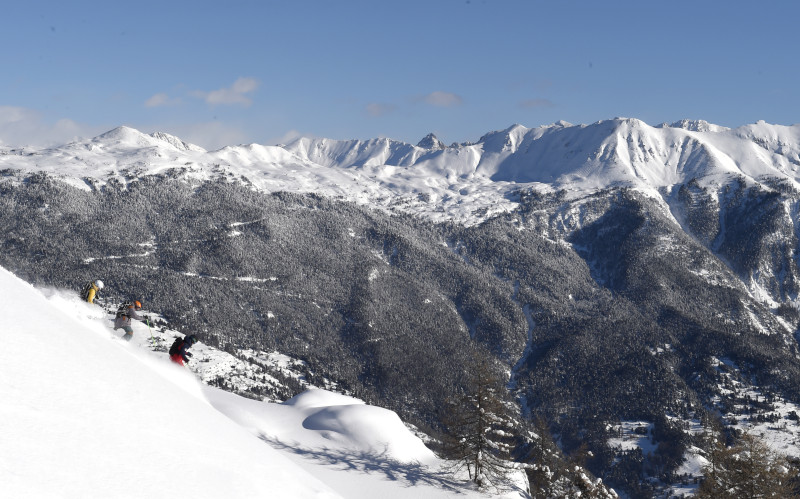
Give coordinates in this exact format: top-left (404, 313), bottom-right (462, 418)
top-left (417, 133), bottom-right (445, 150)
top-left (611, 117), bottom-right (650, 129)
top-left (150, 131), bottom-right (206, 152)
top-left (90, 126), bottom-right (206, 153)
top-left (94, 125), bottom-right (147, 142)
top-left (663, 119), bottom-right (729, 133)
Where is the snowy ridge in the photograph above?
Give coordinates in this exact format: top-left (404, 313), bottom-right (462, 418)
top-left (661, 119), bottom-right (729, 133)
top-left (284, 136), bottom-right (423, 168)
top-left (0, 266), bottom-right (529, 498)
top-left (2, 118), bottom-right (800, 225)
top-left (90, 126), bottom-right (206, 153)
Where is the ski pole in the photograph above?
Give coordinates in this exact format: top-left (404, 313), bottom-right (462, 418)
top-left (146, 318), bottom-right (156, 348)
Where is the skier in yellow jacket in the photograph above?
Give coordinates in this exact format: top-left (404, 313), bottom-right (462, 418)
top-left (81, 280), bottom-right (104, 304)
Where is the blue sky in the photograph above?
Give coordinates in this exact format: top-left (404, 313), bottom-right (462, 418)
top-left (2, 0), bottom-right (798, 149)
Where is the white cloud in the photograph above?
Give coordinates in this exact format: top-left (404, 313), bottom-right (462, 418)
top-left (366, 102), bottom-right (396, 117)
top-left (520, 98), bottom-right (555, 109)
top-left (166, 121), bottom-right (251, 150)
top-left (193, 77), bottom-right (259, 107)
top-left (0, 106), bottom-right (288, 151)
top-left (174, 123), bottom-right (302, 150)
top-left (272, 129), bottom-right (303, 145)
top-left (0, 106), bottom-right (29, 125)
top-left (145, 93), bottom-right (181, 108)
top-left (0, 106), bottom-right (104, 147)
top-left (423, 91), bottom-right (463, 108)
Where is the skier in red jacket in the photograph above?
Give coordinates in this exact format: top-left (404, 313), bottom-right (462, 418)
top-left (169, 335), bottom-right (197, 365)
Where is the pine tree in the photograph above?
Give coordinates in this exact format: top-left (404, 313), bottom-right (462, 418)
top-left (440, 348), bottom-right (523, 491)
top-left (519, 416), bottom-right (618, 498)
top-left (697, 430), bottom-right (800, 498)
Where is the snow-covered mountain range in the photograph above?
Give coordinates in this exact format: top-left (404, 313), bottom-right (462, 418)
top-left (3, 118), bottom-right (799, 225)
top-left (4, 117), bottom-right (800, 497)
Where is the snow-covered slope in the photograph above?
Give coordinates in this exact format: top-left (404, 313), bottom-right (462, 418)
top-left (3, 119), bottom-right (799, 225)
top-left (0, 265), bottom-right (338, 498)
top-left (0, 266), bottom-right (528, 498)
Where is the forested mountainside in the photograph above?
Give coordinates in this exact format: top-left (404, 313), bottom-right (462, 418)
top-left (3, 118), bottom-right (800, 497)
top-left (2, 171), bottom-right (800, 496)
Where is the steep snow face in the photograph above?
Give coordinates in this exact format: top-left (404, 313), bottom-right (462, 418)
top-left (0, 266), bottom-right (338, 499)
top-left (150, 131), bottom-right (207, 152)
top-left (282, 136), bottom-right (424, 168)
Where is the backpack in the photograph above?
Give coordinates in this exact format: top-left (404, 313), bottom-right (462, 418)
top-left (80, 282), bottom-right (94, 301)
top-left (116, 302), bottom-right (133, 320)
top-left (169, 338), bottom-right (184, 356)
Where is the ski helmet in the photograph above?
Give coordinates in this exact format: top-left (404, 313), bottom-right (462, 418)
top-left (185, 334), bottom-right (197, 345)
top-left (134, 300), bottom-right (142, 309)
top-left (95, 280), bottom-right (104, 289)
